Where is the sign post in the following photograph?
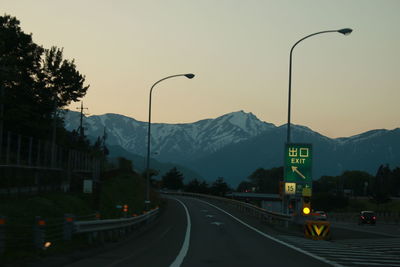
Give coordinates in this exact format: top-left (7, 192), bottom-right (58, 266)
top-left (284, 143), bottom-right (313, 215)
top-left (284, 143), bottom-right (313, 190)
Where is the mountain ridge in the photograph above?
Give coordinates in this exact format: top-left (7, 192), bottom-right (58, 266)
top-left (64, 110), bottom-right (400, 186)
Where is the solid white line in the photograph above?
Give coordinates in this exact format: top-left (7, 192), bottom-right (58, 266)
top-left (194, 198), bottom-right (345, 267)
top-left (170, 198), bottom-right (191, 267)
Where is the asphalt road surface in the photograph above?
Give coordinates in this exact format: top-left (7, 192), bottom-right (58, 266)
top-left (65, 196), bottom-right (334, 267)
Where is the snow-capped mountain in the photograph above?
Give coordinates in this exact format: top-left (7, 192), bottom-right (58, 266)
top-left (64, 110), bottom-right (400, 186)
top-left (63, 110), bottom-right (275, 163)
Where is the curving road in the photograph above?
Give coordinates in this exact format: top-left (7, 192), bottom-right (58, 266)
top-left (66, 196), bottom-right (333, 267)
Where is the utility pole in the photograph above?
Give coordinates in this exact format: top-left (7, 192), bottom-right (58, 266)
top-left (51, 97), bottom-right (57, 167)
top-left (0, 86), bottom-right (4, 161)
top-left (76, 102), bottom-right (89, 138)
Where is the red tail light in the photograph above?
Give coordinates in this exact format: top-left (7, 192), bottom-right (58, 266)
top-left (361, 216), bottom-right (365, 219)
top-left (373, 216), bottom-right (376, 220)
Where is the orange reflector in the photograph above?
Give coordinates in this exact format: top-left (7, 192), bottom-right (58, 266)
top-left (132, 214), bottom-right (137, 217)
top-left (38, 220), bottom-right (46, 226)
top-left (44, 241), bottom-right (52, 248)
top-left (0, 218), bottom-right (5, 225)
top-left (65, 217), bottom-right (74, 222)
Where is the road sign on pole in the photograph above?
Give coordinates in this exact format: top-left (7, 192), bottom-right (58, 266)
top-left (284, 143), bottom-right (313, 193)
top-left (285, 182), bottom-right (296, 195)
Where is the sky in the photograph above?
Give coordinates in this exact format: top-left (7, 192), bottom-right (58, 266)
top-left (2, 0), bottom-right (399, 138)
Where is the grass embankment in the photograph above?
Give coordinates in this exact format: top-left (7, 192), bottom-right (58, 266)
top-left (0, 171), bottom-right (161, 264)
top-left (338, 198), bottom-right (400, 213)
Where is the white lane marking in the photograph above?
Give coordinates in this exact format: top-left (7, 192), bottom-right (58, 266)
top-left (170, 198), bottom-right (191, 267)
top-left (194, 198), bottom-right (344, 267)
top-left (211, 222), bottom-right (224, 226)
top-left (205, 214), bottom-right (214, 218)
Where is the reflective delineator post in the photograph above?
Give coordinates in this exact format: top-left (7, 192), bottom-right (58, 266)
top-left (0, 216), bottom-right (6, 255)
top-left (63, 214), bottom-right (75, 241)
top-left (33, 216), bottom-right (46, 249)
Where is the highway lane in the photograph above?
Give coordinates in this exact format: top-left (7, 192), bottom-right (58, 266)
top-left (63, 196), bottom-right (334, 267)
top-left (65, 198), bottom-right (187, 267)
top-left (179, 196), bottom-right (332, 267)
top-left (331, 221), bottom-right (400, 238)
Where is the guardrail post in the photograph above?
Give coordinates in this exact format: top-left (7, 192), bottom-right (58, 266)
top-left (0, 216), bottom-right (6, 255)
top-left (63, 214), bottom-right (75, 241)
top-left (33, 216), bottom-right (46, 249)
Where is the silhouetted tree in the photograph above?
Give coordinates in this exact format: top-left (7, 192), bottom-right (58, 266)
top-left (210, 177), bottom-right (230, 196)
top-left (185, 179), bottom-right (210, 194)
top-left (312, 192), bottom-right (349, 212)
top-left (370, 164), bottom-right (391, 207)
top-left (237, 181), bottom-right (254, 192)
top-left (342, 171), bottom-right (373, 196)
top-left (185, 178), bottom-right (201, 193)
top-left (389, 167), bottom-right (400, 197)
top-left (117, 157), bottom-right (133, 172)
top-left (162, 167), bottom-right (184, 190)
top-left (247, 167), bottom-right (282, 193)
top-left (0, 14), bottom-right (89, 138)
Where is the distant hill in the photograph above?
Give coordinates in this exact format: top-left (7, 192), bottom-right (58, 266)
top-left (64, 110), bottom-right (400, 187)
top-left (107, 145), bottom-right (204, 182)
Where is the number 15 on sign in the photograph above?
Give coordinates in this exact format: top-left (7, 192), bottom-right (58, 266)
top-left (285, 182), bottom-right (296, 195)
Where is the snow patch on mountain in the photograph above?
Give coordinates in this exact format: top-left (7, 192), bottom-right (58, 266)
top-left (63, 110), bottom-right (275, 162)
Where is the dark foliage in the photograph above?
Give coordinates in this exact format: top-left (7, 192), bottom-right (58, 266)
top-left (0, 14), bottom-right (89, 139)
top-left (236, 181), bottom-right (255, 192)
top-left (210, 177), bottom-right (230, 196)
top-left (247, 167), bottom-right (283, 193)
top-left (311, 192), bottom-right (349, 212)
top-left (370, 164), bottom-right (391, 205)
top-left (162, 167), bottom-right (184, 190)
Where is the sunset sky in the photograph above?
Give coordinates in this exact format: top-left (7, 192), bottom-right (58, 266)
top-left (2, 0), bottom-right (399, 138)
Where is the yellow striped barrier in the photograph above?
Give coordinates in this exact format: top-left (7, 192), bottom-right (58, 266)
top-left (304, 220), bottom-right (331, 240)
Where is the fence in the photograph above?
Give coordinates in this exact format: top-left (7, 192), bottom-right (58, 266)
top-left (0, 129), bottom-right (101, 195)
top-left (0, 129), bottom-right (100, 173)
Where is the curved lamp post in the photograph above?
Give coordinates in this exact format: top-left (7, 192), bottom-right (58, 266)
top-left (145, 73), bottom-right (195, 208)
top-left (286, 28), bottom-right (352, 144)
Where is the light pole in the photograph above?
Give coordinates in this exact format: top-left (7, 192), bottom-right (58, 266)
top-left (286, 28), bottom-right (352, 144)
top-left (145, 73), bottom-right (195, 208)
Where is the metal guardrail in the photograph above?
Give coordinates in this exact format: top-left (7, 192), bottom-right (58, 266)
top-left (74, 208), bottom-right (159, 234)
top-left (0, 209), bottom-right (160, 255)
top-left (163, 192), bottom-right (293, 226)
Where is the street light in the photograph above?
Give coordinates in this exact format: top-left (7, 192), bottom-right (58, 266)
top-left (286, 28), bottom-right (352, 144)
top-left (145, 73), bottom-right (195, 208)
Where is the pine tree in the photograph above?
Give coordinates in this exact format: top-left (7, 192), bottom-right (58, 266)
top-left (162, 167), bottom-right (184, 190)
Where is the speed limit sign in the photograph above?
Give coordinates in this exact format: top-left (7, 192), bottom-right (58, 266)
top-left (285, 182), bottom-right (296, 195)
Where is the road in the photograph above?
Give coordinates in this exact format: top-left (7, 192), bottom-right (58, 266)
top-left (331, 221), bottom-right (400, 238)
top-left (65, 196), bottom-right (333, 267)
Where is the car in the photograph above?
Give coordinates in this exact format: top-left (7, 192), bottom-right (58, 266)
top-left (358, 211), bottom-right (376, 225)
top-left (312, 211), bottom-right (328, 221)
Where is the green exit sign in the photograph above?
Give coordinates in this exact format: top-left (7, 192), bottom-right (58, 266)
top-left (284, 143), bottom-right (312, 187)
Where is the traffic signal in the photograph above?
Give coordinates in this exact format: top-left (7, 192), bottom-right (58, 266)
top-left (302, 196), bottom-right (311, 215)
